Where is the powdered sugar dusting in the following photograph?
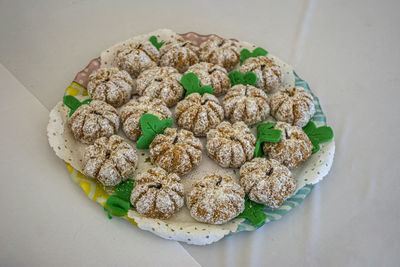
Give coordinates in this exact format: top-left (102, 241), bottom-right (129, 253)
top-left (239, 56), bottom-right (282, 93)
top-left (175, 93), bottom-right (224, 136)
top-left (187, 174), bottom-right (244, 224)
top-left (150, 128), bottom-right (203, 175)
top-left (119, 96), bottom-right (172, 141)
top-left (87, 67), bottom-right (134, 107)
top-left (240, 158), bottom-right (295, 208)
top-left (159, 37), bottom-right (200, 73)
top-left (185, 62), bottom-right (231, 96)
top-left (270, 86), bottom-right (315, 127)
top-left (223, 84), bottom-right (270, 125)
top-left (130, 167), bottom-right (184, 219)
top-left (206, 121), bottom-right (256, 168)
top-left (263, 122), bottom-right (313, 168)
top-left (199, 36), bottom-right (240, 71)
top-left (116, 40), bottom-right (159, 78)
top-left (68, 100), bottom-right (119, 144)
top-left (83, 135), bottom-right (138, 186)
top-left (135, 66), bottom-right (184, 107)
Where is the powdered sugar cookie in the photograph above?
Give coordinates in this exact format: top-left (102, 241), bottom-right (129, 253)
top-left (187, 174), bottom-right (245, 224)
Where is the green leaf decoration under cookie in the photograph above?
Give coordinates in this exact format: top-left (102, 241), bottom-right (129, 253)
top-left (104, 179), bottom-right (136, 219)
top-left (104, 195), bottom-right (131, 219)
top-left (240, 47), bottom-right (268, 65)
top-left (63, 95), bottom-right (92, 117)
top-left (136, 134), bottom-right (156, 150)
top-left (302, 121), bottom-right (334, 154)
top-left (115, 179), bottom-right (135, 202)
top-left (149, 35), bottom-right (165, 51)
top-left (136, 113), bottom-right (173, 149)
top-left (228, 71), bottom-right (257, 86)
top-left (254, 122), bottom-right (282, 158)
top-left (181, 72), bottom-right (214, 97)
top-left (236, 197), bottom-right (267, 227)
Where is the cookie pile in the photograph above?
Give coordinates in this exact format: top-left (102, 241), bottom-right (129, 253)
top-left (63, 33), bottom-right (321, 224)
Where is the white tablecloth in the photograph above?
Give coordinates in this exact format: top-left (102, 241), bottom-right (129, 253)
top-left (0, 0), bottom-right (399, 266)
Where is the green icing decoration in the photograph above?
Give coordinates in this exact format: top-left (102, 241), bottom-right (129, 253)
top-left (254, 122), bottom-right (282, 158)
top-left (136, 113), bottom-right (173, 149)
top-left (149, 35), bottom-right (165, 51)
top-left (104, 179), bottom-right (136, 219)
top-left (181, 72), bottom-right (214, 97)
top-left (104, 195), bottom-right (130, 219)
top-left (63, 95), bottom-right (92, 117)
top-left (302, 121), bottom-right (334, 154)
top-left (240, 47), bottom-right (268, 65)
top-left (115, 179), bottom-right (135, 202)
top-left (228, 70), bottom-right (257, 86)
top-left (236, 197), bottom-right (267, 227)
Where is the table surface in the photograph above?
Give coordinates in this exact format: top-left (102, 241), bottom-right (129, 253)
top-left (0, 0), bottom-right (399, 266)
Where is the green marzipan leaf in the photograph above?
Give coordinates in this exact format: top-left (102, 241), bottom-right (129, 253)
top-left (254, 130), bottom-right (282, 158)
top-left (149, 35), bottom-right (165, 51)
top-left (254, 122), bottom-right (282, 158)
top-left (155, 118), bottom-right (173, 134)
top-left (185, 85), bottom-right (214, 97)
top-left (311, 141), bottom-right (320, 154)
top-left (302, 120), bottom-right (316, 134)
top-left (240, 47), bottom-right (268, 65)
top-left (258, 129), bottom-right (282, 143)
top-left (252, 47), bottom-right (268, 57)
top-left (228, 70), bottom-right (243, 86)
top-left (141, 114), bottom-right (173, 136)
top-left (63, 95), bottom-right (92, 116)
top-left (243, 72), bottom-right (257, 86)
top-left (254, 123), bottom-right (281, 158)
top-left (105, 179), bottom-right (136, 219)
top-left (63, 95), bottom-right (81, 109)
top-left (104, 195), bottom-right (130, 218)
top-left (302, 121), bottom-right (334, 154)
top-left (254, 140), bottom-right (264, 158)
top-left (236, 197), bottom-right (267, 227)
top-left (182, 72), bottom-right (214, 96)
top-left (136, 114), bottom-right (173, 149)
top-left (140, 114), bottom-right (162, 136)
top-left (228, 71), bottom-right (257, 86)
top-left (181, 72), bottom-right (199, 92)
top-left (198, 86), bottom-right (214, 96)
top-left (257, 122), bottom-right (277, 136)
top-left (240, 49), bottom-right (252, 65)
top-left (136, 134), bottom-right (156, 150)
top-left (115, 179), bottom-right (135, 202)
top-left (310, 126), bottom-right (334, 143)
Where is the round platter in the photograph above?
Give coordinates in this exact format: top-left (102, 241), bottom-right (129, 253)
top-left (47, 29), bottom-right (335, 245)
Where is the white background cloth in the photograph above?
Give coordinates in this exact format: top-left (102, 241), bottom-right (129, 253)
top-left (0, 0), bottom-right (399, 266)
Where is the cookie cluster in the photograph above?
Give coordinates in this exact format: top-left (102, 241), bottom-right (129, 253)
top-left (64, 33), bottom-right (321, 224)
